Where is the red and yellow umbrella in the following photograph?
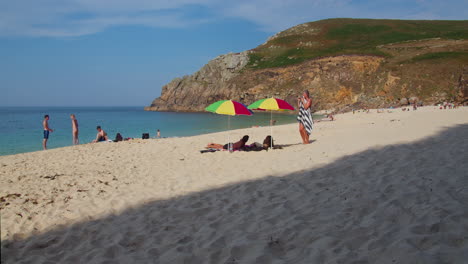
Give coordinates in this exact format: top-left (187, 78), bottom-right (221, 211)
top-left (205, 100), bottom-right (253, 116)
top-left (247, 97), bottom-right (295, 111)
top-left (206, 100), bottom-right (253, 151)
top-left (248, 98), bottom-right (295, 149)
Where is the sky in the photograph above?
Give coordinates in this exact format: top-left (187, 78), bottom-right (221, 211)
top-left (1, 0), bottom-right (467, 107)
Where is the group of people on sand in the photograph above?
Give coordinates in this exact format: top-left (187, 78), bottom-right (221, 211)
top-left (43, 91), bottom-right (316, 151)
top-left (205, 90), bottom-right (315, 152)
top-left (206, 135), bottom-right (274, 152)
top-left (42, 114), bottom-right (110, 150)
top-left (438, 102), bottom-right (458, 109)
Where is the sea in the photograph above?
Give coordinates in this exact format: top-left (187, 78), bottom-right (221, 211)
top-left (0, 106), bottom-right (308, 156)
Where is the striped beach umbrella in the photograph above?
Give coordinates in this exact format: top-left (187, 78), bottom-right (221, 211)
top-left (248, 97), bottom-right (295, 111)
top-left (205, 100), bottom-right (253, 116)
top-left (248, 98), bottom-right (295, 149)
top-left (205, 100), bottom-right (253, 151)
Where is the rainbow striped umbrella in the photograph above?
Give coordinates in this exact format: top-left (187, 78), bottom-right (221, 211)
top-left (205, 100), bottom-right (253, 116)
top-left (248, 98), bottom-right (295, 149)
top-left (248, 97), bottom-right (295, 111)
top-left (205, 100), bottom-right (253, 151)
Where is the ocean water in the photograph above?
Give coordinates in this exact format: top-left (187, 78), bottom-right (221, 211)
top-left (0, 107), bottom-right (304, 156)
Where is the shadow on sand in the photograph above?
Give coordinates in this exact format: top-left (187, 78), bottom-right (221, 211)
top-left (276, 139), bottom-right (316, 149)
top-left (2, 125), bottom-right (468, 264)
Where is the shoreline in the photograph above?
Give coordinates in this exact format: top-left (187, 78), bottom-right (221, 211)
top-left (0, 105), bottom-right (457, 158)
top-left (0, 107), bottom-right (306, 156)
top-left (1, 106), bottom-right (468, 263)
top-left (0, 108), bottom-right (322, 157)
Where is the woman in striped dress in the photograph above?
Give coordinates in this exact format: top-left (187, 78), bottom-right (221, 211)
top-left (297, 90), bottom-right (313, 144)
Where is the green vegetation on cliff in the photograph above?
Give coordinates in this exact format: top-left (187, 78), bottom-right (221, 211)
top-left (248, 19), bottom-right (468, 69)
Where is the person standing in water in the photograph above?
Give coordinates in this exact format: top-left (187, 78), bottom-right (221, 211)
top-left (297, 90), bottom-right (313, 144)
top-left (43, 115), bottom-right (54, 150)
top-left (70, 114), bottom-right (79, 145)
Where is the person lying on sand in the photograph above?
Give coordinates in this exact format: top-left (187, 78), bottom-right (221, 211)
top-left (206, 135), bottom-right (249, 151)
top-left (203, 136), bottom-right (274, 153)
top-left (237, 135), bottom-right (275, 151)
top-left (317, 114), bottom-right (335, 122)
top-left (92, 126), bottom-right (108, 143)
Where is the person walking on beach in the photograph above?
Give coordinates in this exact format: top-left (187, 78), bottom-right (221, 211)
top-left (42, 115), bottom-right (54, 150)
top-left (70, 114), bottom-right (79, 145)
top-left (157, 129), bottom-right (161, 138)
top-left (297, 90), bottom-right (313, 144)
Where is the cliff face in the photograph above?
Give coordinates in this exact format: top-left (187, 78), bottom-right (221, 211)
top-left (146, 19), bottom-right (468, 113)
top-left (145, 52), bottom-right (250, 112)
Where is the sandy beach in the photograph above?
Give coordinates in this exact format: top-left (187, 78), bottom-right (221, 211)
top-left (1, 106), bottom-right (468, 263)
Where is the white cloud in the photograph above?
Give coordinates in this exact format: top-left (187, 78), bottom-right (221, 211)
top-left (0, 0), bottom-right (466, 37)
top-left (0, 0), bottom-right (215, 37)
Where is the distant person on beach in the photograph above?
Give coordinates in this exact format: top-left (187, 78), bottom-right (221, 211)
top-left (92, 126), bottom-right (108, 142)
top-left (318, 113), bottom-right (335, 122)
top-left (157, 129), bottom-right (161, 138)
top-left (42, 115), bottom-right (54, 150)
top-left (70, 114), bottom-right (79, 145)
top-left (328, 114), bottom-right (335, 121)
top-left (114, 133), bottom-right (123, 142)
top-left (206, 135), bottom-right (249, 151)
top-left (297, 90), bottom-right (313, 144)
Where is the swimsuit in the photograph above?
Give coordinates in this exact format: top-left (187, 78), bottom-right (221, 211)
top-left (223, 141), bottom-right (245, 150)
top-left (43, 130), bottom-right (49, 139)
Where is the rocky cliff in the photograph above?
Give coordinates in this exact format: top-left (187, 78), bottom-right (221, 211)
top-left (146, 52), bottom-right (250, 112)
top-left (146, 19), bottom-right (468, 113)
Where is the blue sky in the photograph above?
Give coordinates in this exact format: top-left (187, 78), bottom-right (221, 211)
top-left (1, 0), bottom-right (467, 107)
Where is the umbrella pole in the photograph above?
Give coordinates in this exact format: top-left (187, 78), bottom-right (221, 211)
top-left (228, 115), bottom-right (231, 152)
top-left (270, 110), bottom-right (273, 149)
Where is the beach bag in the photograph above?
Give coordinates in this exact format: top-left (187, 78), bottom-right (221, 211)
top-left (142, 133), bottom-right (150, 139)
top-left (115, 133), bottom-right (123, 142)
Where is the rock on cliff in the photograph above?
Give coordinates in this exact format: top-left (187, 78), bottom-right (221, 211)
top-left (145, 52), bottom-right (250, 112)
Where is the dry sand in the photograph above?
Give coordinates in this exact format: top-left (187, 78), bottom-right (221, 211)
top-left (1, 106), bottom-right (468, 263)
